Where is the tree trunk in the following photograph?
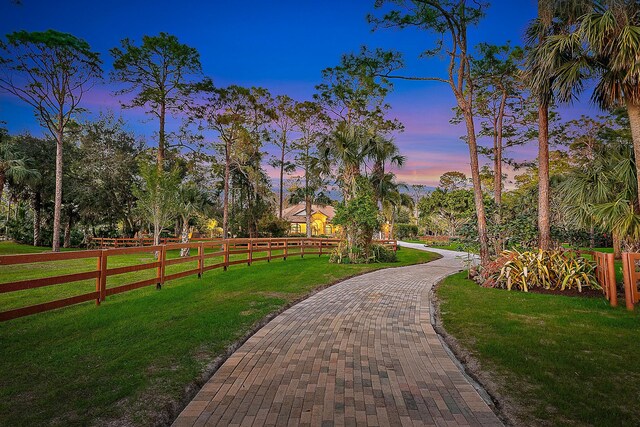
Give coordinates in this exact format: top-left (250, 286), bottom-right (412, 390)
top-left (0, 169), bottom-right (5, 205)
top-left (495, 91), bottom-right (506, 207)
top-left (63, 216), bottom-right (72, 248)
top-left (626, 100), bottom-right (640, 210)
top-left (52, 126), bottom-right (64, 252)
top-left (462, 110), bottom-right (490, 266)
top-left (538, 101), bottom-right (551, 250)
top-left (493, 92), bottom-right (507, 255)
top-left (306, 196), bottom-right (312, 238)
top-left (153, 220), bottom-right (160, 246)
top-left (305, 166), bottom-right (312, 238)
top-left (158, 101), bottom-right (166, 169)
top-left (32, 193), bottom-right (41, 247)
top-left (279, 133), bottom-right (286, 219)
top-left (223, 139), bottom-right (231, 238)
top-left (180, 216), bottom-right (190, 257)
top-left (613, 233), bottom-right (622, 260)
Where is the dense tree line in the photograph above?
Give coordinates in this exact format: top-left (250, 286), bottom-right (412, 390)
top-left (2, 0), bottom-right (639, 267)
top-left (0, 30), bottom-right (406, 262)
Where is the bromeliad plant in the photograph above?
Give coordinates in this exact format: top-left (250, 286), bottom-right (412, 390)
top-left (482, 250), bottom-right (601, 292)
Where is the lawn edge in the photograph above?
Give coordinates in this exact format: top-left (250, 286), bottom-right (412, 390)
top-left (154, 251), bottom-right (443, 427)
top-left (430, 273), bottom-right (518, 427)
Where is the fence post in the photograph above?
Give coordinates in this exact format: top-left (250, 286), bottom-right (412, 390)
top-left (606, 253), bottom-right (617, 308)
top-left (248, 240), bottom-right (253, 266)
top-left (284, 238), bottom-right (288, 261)
top-left (157, 246), bottom-right (166, 289)
top-left (622, 253), bottom-right (634, 311)
top-left (319, 238), bottom-right (323, 257)
top-left (301, 238), bottom-right (305, 258)
top-left (268, 240), bottom-right (272, 262)
top-left (198, 242), bottom-right (204, 278)
top-left (96, 251), bottom-right (103, 305)
top-left (224, 241), bottom-right (229, 271)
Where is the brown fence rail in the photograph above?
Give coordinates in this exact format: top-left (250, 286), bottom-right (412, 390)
top-left (622, 252), bottom-right (640, 311)
top-left (0, 238), bottom-right (396, 322)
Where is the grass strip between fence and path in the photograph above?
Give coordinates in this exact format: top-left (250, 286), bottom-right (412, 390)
top-left (0, 238), bottom-right (397, 320)
top-left (0, 243), bottom-right (436, 426)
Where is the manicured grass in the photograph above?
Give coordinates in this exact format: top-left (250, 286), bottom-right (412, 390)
top-left (1, 244), bottom-right (438, 426)
top-left (402, 239), bottom-right (476, 253)
top-left (437, 272), bottom-right (640, 426)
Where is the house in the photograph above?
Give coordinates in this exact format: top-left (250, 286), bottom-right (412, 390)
top-left (282, 204), bottom-right (338, 236)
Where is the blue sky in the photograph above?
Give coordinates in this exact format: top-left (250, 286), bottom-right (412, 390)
top-left (0, 0), bottom-right (601, 186)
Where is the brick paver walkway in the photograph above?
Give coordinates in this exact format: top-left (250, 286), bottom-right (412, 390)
top-left (173, 243), bottom-right (501, 426)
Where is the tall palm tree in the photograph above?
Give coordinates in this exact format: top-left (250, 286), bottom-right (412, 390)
top-left (526, 0), bottom-right (595, 250)
top-left (543, 2), bottom-right (640, 209)
top-left (368, 136), bottom-right (405, 206)
top-left (321, 123), bottom-right (372, 201)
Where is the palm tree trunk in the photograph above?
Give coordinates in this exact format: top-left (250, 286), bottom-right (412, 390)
top-left (626, 100), bottom-right (640, 209)
top-left (538, 101), bottom-right (552, 250)
top-left (613, 233), bottom-right (622, 260)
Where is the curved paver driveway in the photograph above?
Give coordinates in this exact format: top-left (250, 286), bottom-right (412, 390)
top-left (174, 243), bottom-right (500, 426)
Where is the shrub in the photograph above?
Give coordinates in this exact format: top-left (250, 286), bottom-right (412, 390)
top-left (370, 244), bottom-right (397, 262)
top-left (329, 241), bottom-right (397, 264)
top-left (331, 178), bottom-right (380, 264)
top-left (394, 223), bottom-right (419, 239)
top-left (480, 249), bottom-right (601, 292)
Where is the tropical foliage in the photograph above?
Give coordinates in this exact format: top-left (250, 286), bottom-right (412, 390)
top-left (481, 249), bottom-right (600, 292)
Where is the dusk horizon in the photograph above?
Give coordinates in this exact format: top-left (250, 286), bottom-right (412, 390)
top-left (0, 0), bottom-right (601, 187)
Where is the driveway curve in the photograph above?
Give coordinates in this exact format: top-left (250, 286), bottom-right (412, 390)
top-left (173, 243), bottom-right (500, 426)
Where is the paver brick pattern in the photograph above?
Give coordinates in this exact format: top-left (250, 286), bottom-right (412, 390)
top-left (174, 245), bottom-right (501, 426)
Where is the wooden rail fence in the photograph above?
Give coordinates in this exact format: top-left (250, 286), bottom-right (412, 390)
top-left (581, 250), bottom-right (640, 310)
top-left (0, 238), bottom-right (397, 321)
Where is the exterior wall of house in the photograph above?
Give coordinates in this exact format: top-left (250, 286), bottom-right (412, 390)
top-left (289, 212), bottom-right (337, 236)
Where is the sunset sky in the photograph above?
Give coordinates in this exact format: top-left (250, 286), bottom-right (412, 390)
top-left (0, 0), bottom-right (601, 187)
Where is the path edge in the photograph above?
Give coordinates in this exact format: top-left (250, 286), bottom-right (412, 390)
top-left (152, 251), bottom-right (443, 427)
top-left (429, 274), bottom-right (517, 427)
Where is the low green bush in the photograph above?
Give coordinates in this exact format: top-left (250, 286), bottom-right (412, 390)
top-left (329, 242), bottom-right (397, 264)
top-left (394, 223), bottom-right (418, 239)
top-left (370, 244), bottom-right (397, 263)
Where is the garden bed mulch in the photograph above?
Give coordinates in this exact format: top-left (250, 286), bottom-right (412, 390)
top-left (526, 287), bottom-right (605, 298)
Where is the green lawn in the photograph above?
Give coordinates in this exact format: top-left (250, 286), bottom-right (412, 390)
top-left (437, 272), bottom-right (640, 426)
top-left (1, 242), bottom-right (438, 426)
top-left (402, 239), bottom-right (476, 253)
